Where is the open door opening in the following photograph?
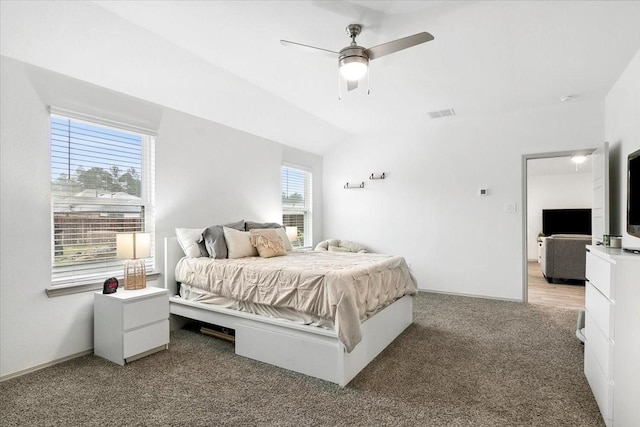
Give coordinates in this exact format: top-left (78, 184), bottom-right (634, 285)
top-left (521, 146), bottom-right (607, 307)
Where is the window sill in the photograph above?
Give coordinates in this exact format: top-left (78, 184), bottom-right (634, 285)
top-left (45, 272), bottom-right (160, 298)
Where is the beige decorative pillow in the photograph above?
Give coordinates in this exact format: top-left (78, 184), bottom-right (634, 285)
top-left (223, 227), bottom-right (258, 259)
top-left (250, 228), bottom-right (287, 258)
top-left (275, 227), bottom-right (293, 251)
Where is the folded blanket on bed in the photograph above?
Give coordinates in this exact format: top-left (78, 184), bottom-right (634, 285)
top-left (175, 251), bottom-right (417, 352)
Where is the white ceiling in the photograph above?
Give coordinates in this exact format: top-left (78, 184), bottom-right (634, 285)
top-left (2, 1), bottom-right (640, 154)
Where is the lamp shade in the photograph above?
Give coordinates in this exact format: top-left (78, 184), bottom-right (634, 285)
top-left (116, 232), bottom-right (151, 259)
top-left (285, 226), bottom-right (298, 243)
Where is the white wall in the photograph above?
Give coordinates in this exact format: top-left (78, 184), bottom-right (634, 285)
top-left (526, 172), bottom-right (592, 260)
top-left (606, 48), bottom-right (640, 249)
top-left (1, 39), bottom-right (636, 383)
top-left (0, 56), bottom-right (322, 378)
top-left (155, 108), bottom-right (323, 251)
top-left (322, 104), bottom-right (604, 301)
top-left (0, 0), bottom-right (347, 155)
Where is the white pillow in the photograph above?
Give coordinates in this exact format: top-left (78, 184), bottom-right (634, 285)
top-left (223, 227), bottom-right (258, 259)
top-left (275, 227), bottom-right (293, 252)
top-left (175, 228), bottom-right (205, 258)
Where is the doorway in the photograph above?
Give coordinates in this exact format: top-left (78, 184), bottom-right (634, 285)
top-left (521, 150), bottom-right (594, 308)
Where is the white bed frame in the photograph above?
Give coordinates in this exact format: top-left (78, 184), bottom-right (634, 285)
top-left (164, 237), bottom-right (413, 386)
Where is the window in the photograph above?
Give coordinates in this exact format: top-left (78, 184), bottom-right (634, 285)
top-left (50, 112), bottom-right (155, 286)
top-left (281, 165), bottom-right (312, 248)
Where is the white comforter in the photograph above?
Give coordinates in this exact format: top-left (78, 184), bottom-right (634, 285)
top-left (175, 251), bottom-right (418, 352)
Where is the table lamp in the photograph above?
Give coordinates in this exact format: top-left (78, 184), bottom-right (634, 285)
top-left (285, 226), bottom-right (298, 244)
top-left (116, 232), bottom-right (151, 290)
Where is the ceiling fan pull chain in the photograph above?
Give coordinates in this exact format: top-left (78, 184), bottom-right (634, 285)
top-left (367, 65), bottom-right (371, 95)
top-left (337, 67), bottom-right (342, 100)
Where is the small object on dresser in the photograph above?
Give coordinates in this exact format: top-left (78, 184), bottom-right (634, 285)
top-left (103, 277), bottom-right (118, 294)
top-left (610, 236), bottom-right (622, 248)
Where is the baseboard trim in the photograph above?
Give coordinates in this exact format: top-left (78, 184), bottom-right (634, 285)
top-left (417, 288), bottom-right (523, 303)
top-left (1, 349), bottom-right (93, 382)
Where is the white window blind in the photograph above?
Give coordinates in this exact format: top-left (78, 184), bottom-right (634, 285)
top-left (50, 113), bottom-right (155, 286)
top-left (281, 165), bottom-right (312, 247)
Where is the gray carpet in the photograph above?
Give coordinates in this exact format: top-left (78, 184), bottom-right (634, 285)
top-left (0, 292), bottom-right (604, 426)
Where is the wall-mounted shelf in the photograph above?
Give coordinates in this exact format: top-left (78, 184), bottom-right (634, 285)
top-left (344, 182), bottom-right (365, 189)
top-left (369, 172), bottom-right (386, 180)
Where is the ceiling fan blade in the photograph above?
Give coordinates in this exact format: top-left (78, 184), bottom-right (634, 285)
top-left (280, 40), bottom-right (339, 59)
top-left (365, 32), bottom-right (434, 60)
top-left (347, 79), bottom-right (358, 91)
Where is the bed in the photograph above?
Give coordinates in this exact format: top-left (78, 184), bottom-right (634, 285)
top-left (164, 236), bottom-right (417, 386)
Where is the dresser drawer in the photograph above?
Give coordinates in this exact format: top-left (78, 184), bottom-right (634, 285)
top-left (123, 294), bottom-right (168, 330)
top-left (585, 282), bottom-right (615, 341)
top-left (585, 251), bottom-right (614, 299)
top-left (123, 320), bottom-right (169, 359)
top-left (585, 313), bottom-right (614, 378)
top-left (585, 345), bottom-right (613, 423)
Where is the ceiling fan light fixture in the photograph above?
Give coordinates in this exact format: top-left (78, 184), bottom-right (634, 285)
top-left (571, 155), bottom-right (587, 164)
top-left (281, 22), bottom-right (434, 92)
top-left (339, 55), bottom-right (368, 81)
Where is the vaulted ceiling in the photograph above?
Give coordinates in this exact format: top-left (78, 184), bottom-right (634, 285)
top-left (2, 1), bottom-right (639, 154)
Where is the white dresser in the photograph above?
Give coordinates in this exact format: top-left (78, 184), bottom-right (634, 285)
top-left (94, 287), bottom-right (169, 365)
top-left (584, 245), bottom-right (640, 427)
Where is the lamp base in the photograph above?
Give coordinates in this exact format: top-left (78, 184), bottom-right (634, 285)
top-left (124, 259), bottom-right (146, 290)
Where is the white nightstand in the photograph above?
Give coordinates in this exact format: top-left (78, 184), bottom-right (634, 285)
top-left (94, 287), bottom-right (169, 365)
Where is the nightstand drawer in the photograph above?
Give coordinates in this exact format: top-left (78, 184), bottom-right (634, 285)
top-left (123, 320), bottom-right (169, 359)
top-left (586, 251), bottom-right (614, 299)
top-left (123, 294), bottom-right (168, 330)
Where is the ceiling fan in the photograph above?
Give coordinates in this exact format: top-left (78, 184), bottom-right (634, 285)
top-left (281, 24), bottom-right (434, 96)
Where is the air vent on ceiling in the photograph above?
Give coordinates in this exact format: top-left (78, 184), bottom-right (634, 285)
top-left (428, 108), bottom-right (456, 119)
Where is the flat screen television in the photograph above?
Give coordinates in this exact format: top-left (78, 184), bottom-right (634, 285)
top-left (542, 208), bottom-right (592, 236)
top-left (627, 148), bottom-right (640, 239)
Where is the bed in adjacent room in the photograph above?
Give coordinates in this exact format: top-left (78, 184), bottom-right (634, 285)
top-left (164, 224), bottom-right (418, 386)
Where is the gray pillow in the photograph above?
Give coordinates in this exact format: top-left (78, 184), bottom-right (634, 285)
top-left (197, 239), bottom-right (209, 257)
top-left (245, 221), bottom-right (282, 231)
top-left (202, 220), bottom-right (245, 259)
